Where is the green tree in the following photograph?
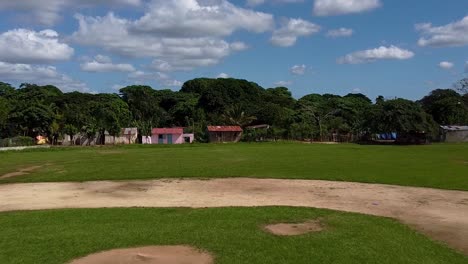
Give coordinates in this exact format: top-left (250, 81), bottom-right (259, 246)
top-left (420, 89), bottom-right (468, 125)
top-left (222, 105), bottom-right (257, 127)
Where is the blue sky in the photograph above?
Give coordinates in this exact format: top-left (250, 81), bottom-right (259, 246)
top-left (0, 0), bottom-right (467, 100)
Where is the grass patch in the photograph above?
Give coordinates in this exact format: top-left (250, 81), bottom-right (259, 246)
top-left (0, 143), bottom-right (467, 190)
top-left (0, 207), bottom-right (465, 264)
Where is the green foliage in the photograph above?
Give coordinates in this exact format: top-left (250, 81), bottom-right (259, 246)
top-left (367, 98), bottom-right (437, 135)
top-left (222, 105), bottom-right (257, 127)
top-left (0, 77), bottom-right (464, 143)
top-left (0, 136), bottom-right (35, 147)
top-left (420, 89), bottom-right (468, 125)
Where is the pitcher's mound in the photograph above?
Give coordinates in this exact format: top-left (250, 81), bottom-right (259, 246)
top-left (265, 220), bottom-right (323, 236)
top-left (69, 245), bottom-right (214, 264)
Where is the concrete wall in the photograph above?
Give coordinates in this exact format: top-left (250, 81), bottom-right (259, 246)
top-left (62, 133), bottom-right (138, 145)
top-left (208, 131), bottom-right (242, 143)
top-left (151, 133), bottom-right (184, 144)
top-left (444, 130), bottom-right (468, 142)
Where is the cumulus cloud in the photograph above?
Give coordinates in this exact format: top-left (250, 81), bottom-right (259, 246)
top-left (270, 18), bottom-right (320, 47)
top-left (290, 64), bottom-right (306, 75)
top-left (217, 73), bottom-right (230, 78)
top-left (337, 45), bottom-right (414, 64)
top-left (0, 61), bottom-right (89, 92)
top-left (313, 0), bottom-right (381, 16)
top-left (230, 42), bottom-right (249, 51)
top-left (246, 0), bottom-right (304, 6)
top-left (72, 1), bottom-right (268, 72)
top-left (128, 70), bottom-right (182, 87)
top-left (416, 16), bottom-right (468, 47)
top-left (274, 80), bottom-right (293, 86)
top-left (81, 55), bottom-right (135, 72)
top-left (132, 0), bottom-right (274, 37)
top-left (326, 27), bottom-right (354, 38)
top-left (0, 0), bottom-right (141, 25)
top-left (0, 29), bottom-right (73, 64)
top-left (438, 61), bottom-right (454, 70)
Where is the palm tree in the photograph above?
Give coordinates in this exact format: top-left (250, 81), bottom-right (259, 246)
top-left (222, 105), bottom-right (257, 128)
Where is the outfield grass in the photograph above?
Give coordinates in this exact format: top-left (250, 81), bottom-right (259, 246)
top-left (0, 207), bottom-right (466, 264)
top-left (0, 143), bottom-right (467, 190)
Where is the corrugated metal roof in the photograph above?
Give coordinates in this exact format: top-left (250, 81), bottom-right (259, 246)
top-left (152, 128), bottom-right (184, 134)
top-left (440, 126), bottom-right (468, 131)
top-left (207, 126), bottom-right (243, 132)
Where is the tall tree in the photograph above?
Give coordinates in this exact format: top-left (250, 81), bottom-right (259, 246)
top-left (420, 89), bottom-right (468, 125)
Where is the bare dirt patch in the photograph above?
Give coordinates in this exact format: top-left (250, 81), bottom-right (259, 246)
top-left (0, 165), bottom-right (43, 179)
top-left (69, 245), bottom-right (214, 264)
top-left (1, 178), bottom-right (468, 254)
top-left (265, 220), bottom-right (323, 236)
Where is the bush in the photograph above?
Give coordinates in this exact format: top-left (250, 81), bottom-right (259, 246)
top-left (0, 136), bottom-right (35, 147)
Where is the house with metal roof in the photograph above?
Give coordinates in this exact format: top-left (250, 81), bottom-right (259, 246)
top-left (440, 126), bottom-right (468, 142)
top-left (207, 126), bottom-right (243, 143)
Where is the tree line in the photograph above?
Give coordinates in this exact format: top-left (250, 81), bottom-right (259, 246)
top-left (0, 78), bottom-right (467, 144)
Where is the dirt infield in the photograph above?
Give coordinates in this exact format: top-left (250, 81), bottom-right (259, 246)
top-left (264, 220), bottom-right (324, 236)
top-left (1, 178), bottom-right (467, 254)
top-left (69, 246), bottom-right (214, 264)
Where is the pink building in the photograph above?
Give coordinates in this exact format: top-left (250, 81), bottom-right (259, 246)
top-left (151, 128), bottom-right (194, 144)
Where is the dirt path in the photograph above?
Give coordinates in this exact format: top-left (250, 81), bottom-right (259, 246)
top-left (1, 178), bottom-right (468, 254)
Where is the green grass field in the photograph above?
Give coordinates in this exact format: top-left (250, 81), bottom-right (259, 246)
top-left (1, 143), bottom-right (467, 190)
top-left (0, 207), bottom-right (466, 264)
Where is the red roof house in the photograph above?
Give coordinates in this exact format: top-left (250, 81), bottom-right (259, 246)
top-left (207, 126), bottom-right (243, 143)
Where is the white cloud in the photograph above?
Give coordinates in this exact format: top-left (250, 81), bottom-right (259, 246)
top-left (131, 0), bottom-right (274, 37)
top-left (0, 0), bottom-right (141, 25)
top-left (81, 55), bottom-right (135, 72)
top-left (128, 70), bottom-right (182, 87)
top-left (72, 0), bottom-right (266, 71)
top-left (151, 59), bottom-right (173, 72)
top-left (94, 54), bottom-right (112, 63)
top-left (128, 70), bottom-right (155, 80)
top-left (230, 42), bottom-right (249, 51)
top-left (217, 73), bottom-right (230, 78)
top-left (290, 64), bottom-right (306, 75)
top-left (246, 0), bottom-right (304, 6)
top-left (438, 61), bottom-right (454, 70)
top-left (338, 45), bottom-right (414, 64)
top-left (0, 61), bottom-right (89, 92)
top-left (271, 18), bottom-right (320, 47)
top-left (313, 0), bottom-right (381, 16)
top-left (0, 29), bottom-right (73, 64)
top-left (352, 88), bottom-right (362, 93)
top-left (274, 80), bottom-right (293, 86)
top-left (326, 27), bottom-right (354, 38)
top-left (416, 16), bottom-right (468, 47)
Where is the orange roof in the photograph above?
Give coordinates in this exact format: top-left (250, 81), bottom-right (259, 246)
top-left (207, 126), bottom-right (243, 132)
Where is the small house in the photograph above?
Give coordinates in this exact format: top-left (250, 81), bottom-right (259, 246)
top-left (440, 126), bottom-right (468, 142)
top-left (207, 126), bottom-right (243, 143)
top-left (151, 128), bottom-right (194, 144)
top-left (119, 128), bottom-right (138, 144)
